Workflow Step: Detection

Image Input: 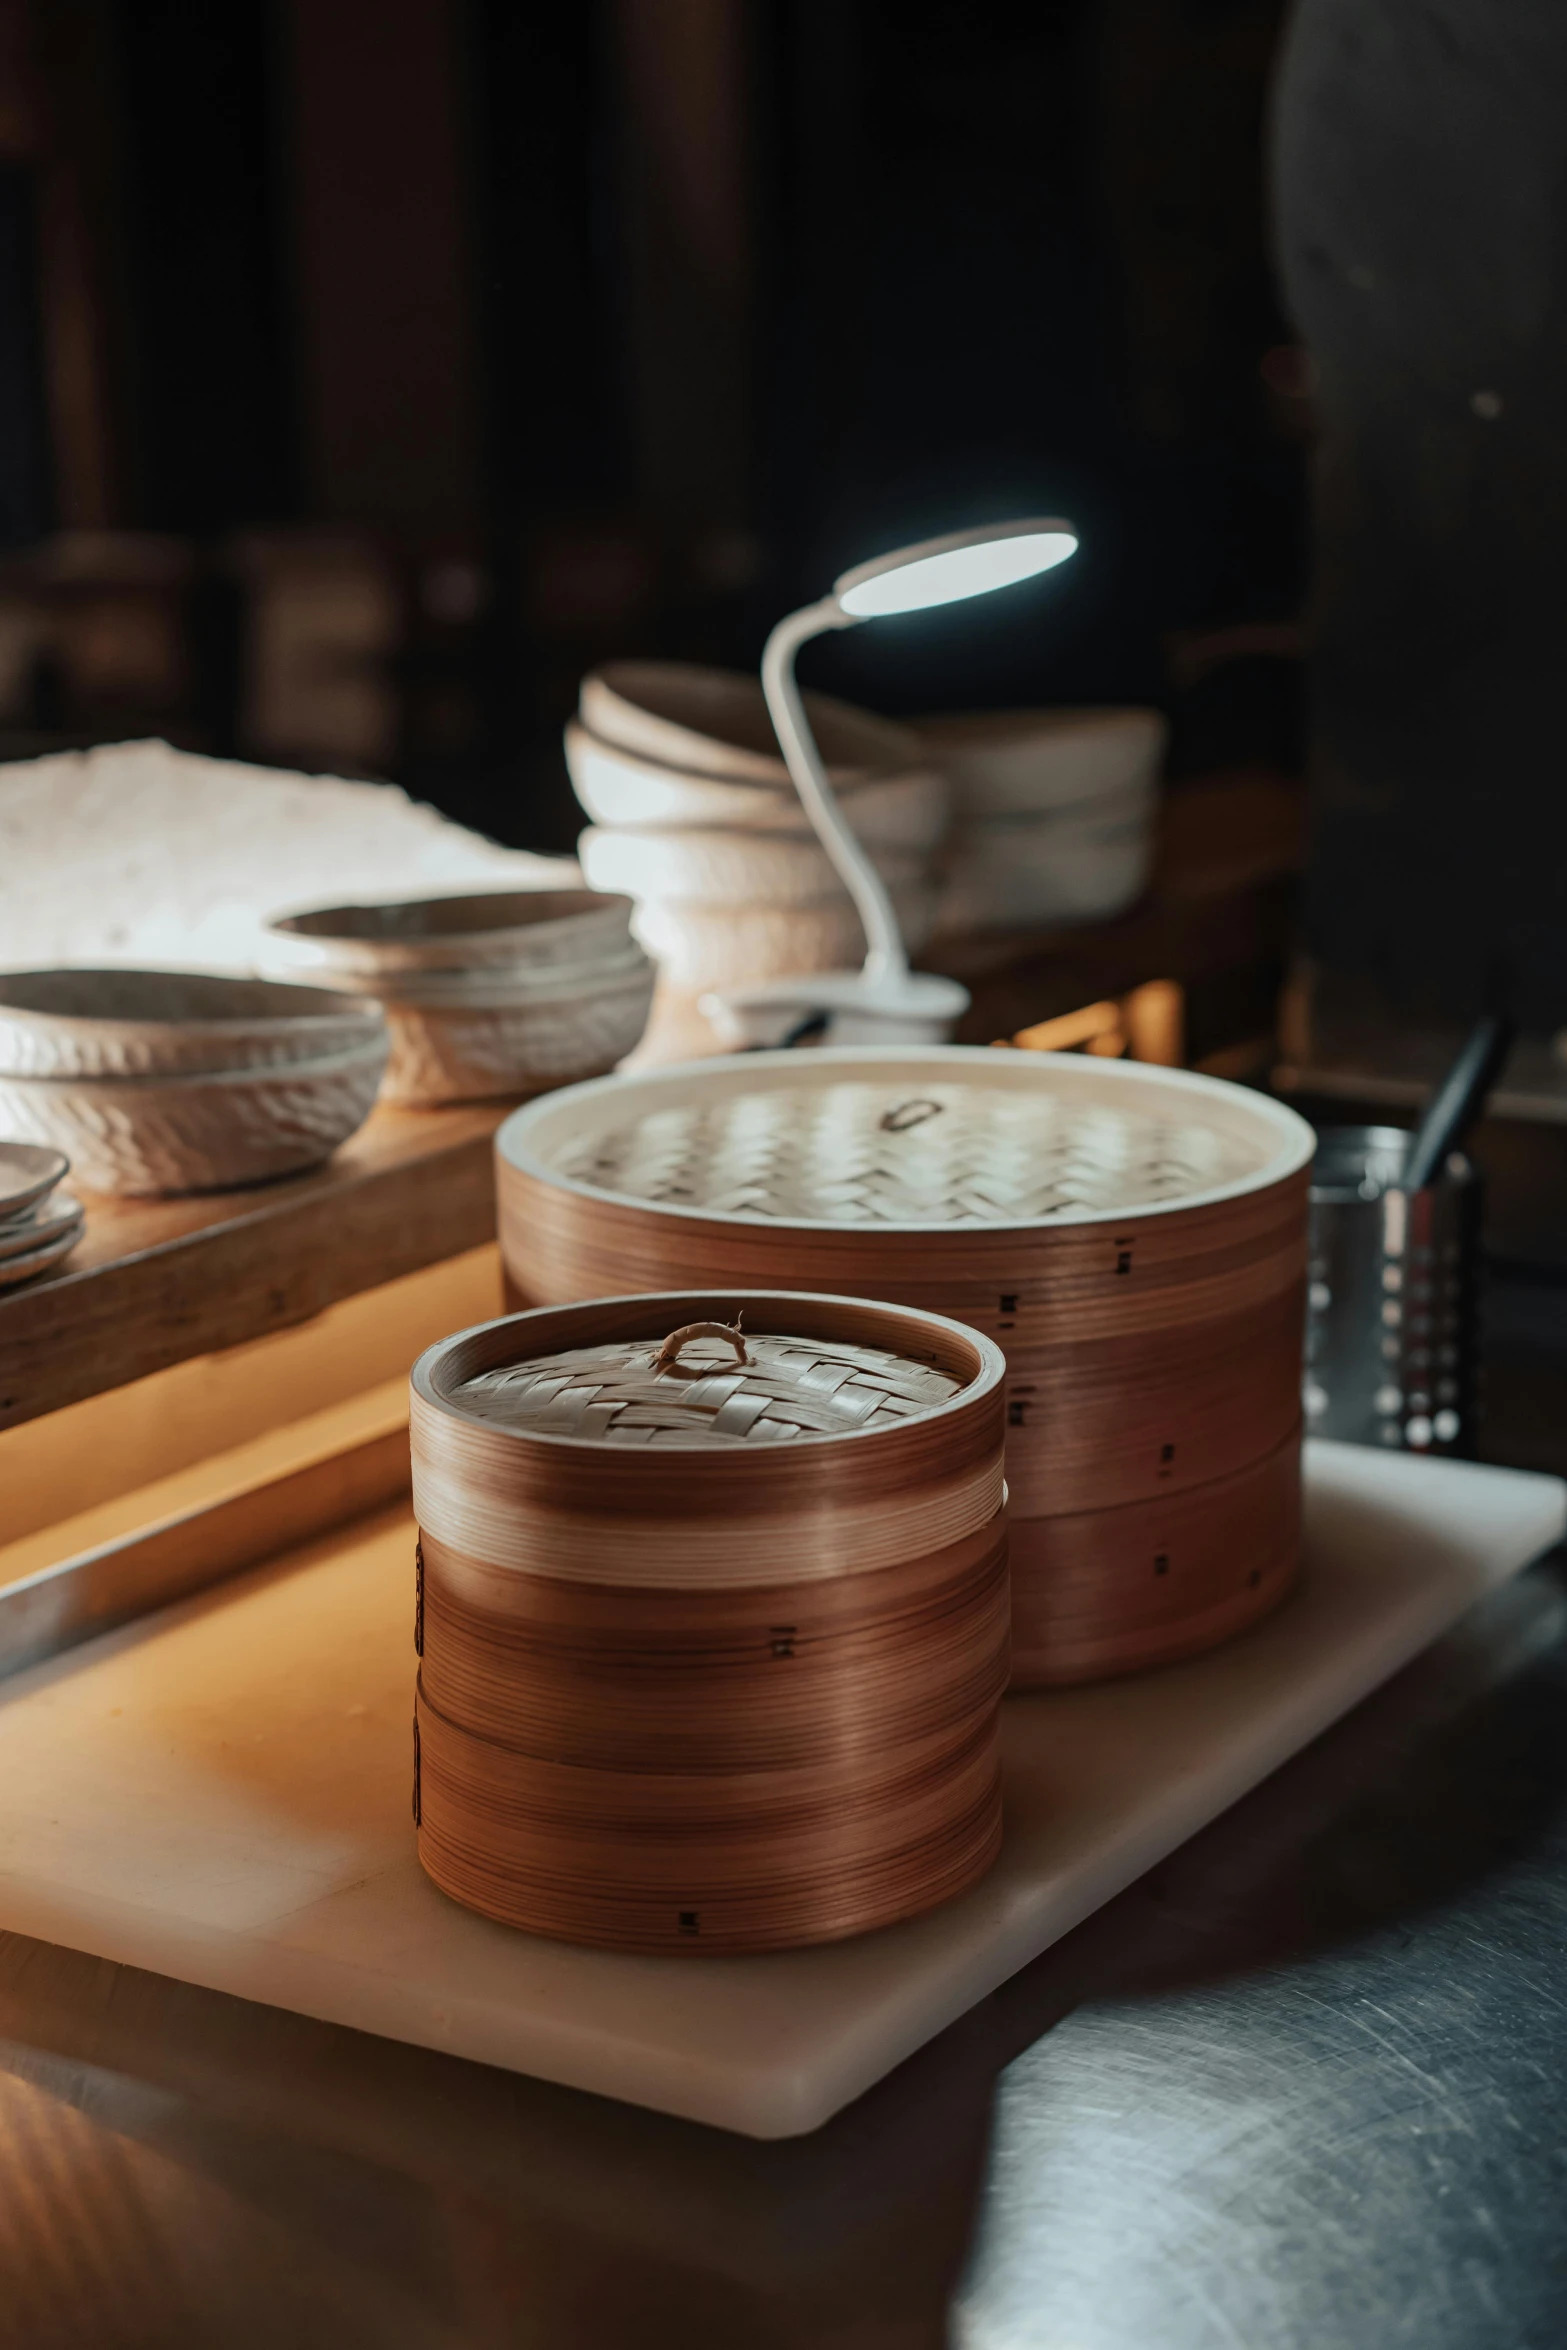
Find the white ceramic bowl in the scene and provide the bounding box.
[267,888,634,982]
[935,814,1154,934]
[0,968,387,1079]
[564,720,950,849]
[630,885,938,990]
[915,707,1168,818]
[0,1140,71,1221]
[0,1034,390,1196]
[578,825,924,910]
[379,958,655,1106]
[0,1219,83,1290]
[580,661,920,786]
[364,943,651,1012]
[0,1189,83,1263]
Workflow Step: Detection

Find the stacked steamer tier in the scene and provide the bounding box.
[494,1049,1315,1686]
[409,1291,1008,1951]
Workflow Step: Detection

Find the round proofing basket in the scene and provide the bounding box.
[377,955,655,1106]
[0,1032,389,1196]
[409,1290,1008,1952]
[915,707,1168,819]
[495,1049,1315,1686]
[0,968,387,1078]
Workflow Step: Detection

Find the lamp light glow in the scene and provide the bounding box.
[834,522,1078,619]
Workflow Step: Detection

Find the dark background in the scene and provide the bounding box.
[0,0,1306,852]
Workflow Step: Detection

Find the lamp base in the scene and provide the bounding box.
[700,968,970,1050]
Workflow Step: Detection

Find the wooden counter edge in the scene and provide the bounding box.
[0,1110,504,1432]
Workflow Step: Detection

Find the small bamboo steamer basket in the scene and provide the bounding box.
[409,1289,1008,1953]
[494,1048,1315,1688]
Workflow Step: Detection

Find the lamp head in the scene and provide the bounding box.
[831,516,1077,621]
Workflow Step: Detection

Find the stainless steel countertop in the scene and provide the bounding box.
[4,1366,1566,2344]
[958,1557,1567,2350]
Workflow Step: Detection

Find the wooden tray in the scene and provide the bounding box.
[0,1440,1557,2139]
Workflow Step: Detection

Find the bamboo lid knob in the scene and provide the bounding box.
[445,1323,965,1449]
[653,1318,749,1377]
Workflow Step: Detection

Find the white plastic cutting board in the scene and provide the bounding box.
[0,1440,1560,2139]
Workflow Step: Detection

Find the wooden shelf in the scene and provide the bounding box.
[0,779,1306,1435]
[0,1101,509,1433]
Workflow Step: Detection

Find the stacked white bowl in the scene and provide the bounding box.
[916,708,1168,934]
[566,663,951,1024]
[266,888,653,1106]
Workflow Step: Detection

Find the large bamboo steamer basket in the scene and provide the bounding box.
[494,1049,1315,1687]
[1005,1426,1302,1683]
[409,1289,1008,1952]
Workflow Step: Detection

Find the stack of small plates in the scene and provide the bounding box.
[0,1143,83,1289]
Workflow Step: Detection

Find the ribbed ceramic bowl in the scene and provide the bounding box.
[380,955,655,1106]
[366,942,652,1011]
[630,887,939,989]
[0,1033,390,1195]
[580,662,921,787]
[564,720,950,849]
[0,968,388,1079]
[916,707,1168,819]
[579,826,925,910]
[267,889,635,983]
[935,810,1155,934]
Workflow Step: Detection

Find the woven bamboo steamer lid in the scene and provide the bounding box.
[409,1289,1008,1953]
[494,1049,1315,1687]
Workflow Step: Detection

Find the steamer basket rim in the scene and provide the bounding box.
[495,1045,1318,1233]
[411,1287,1006,1453]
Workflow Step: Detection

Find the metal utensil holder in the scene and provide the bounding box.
[1305,1126,1481,1455]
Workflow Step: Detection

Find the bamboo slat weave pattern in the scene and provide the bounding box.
[552,1079,1272,1225]
[455,1330,961,1446]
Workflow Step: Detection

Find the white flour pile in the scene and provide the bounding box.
[0,739,573,973]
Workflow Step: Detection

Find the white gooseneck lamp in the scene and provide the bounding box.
[705,517,1079,1048]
